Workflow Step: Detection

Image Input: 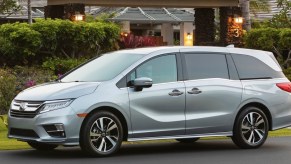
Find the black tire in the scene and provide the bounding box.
[28,142,58,151]
[80,111,123,157]
[176,138,200,143]
[232,106,269,149]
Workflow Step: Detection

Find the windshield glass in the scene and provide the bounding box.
[61,52,145,82]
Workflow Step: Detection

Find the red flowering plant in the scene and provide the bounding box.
[119,34,156,49]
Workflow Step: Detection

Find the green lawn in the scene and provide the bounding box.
[1,115,291,150]
[0,115,30,150]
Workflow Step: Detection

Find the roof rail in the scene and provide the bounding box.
[226,44,235,48]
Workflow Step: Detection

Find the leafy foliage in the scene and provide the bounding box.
[0,23,42,65]
[283,67,291,80]
[0,66,55,115]
[267,0,291,28]
[42,57,88,75]
[119,34,156,49]
[0,0,20,16]
[250,0,270,14]
[12,66,56,94]
[0,69,16,115]
[0,19,120,66]
[245,28,291,67]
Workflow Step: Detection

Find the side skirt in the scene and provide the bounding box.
[127,132,232,142]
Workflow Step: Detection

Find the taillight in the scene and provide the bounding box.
[276,82,291,93]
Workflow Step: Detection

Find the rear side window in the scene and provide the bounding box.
[183,53,229,80]
[231,54,284,80]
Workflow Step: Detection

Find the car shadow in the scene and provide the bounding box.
[5,139,277,159]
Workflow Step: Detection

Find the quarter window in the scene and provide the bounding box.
[131,55,178,84]
[231,54,283,79]
[183,53,229,80]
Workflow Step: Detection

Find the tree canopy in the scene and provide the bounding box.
[0,0,20,16]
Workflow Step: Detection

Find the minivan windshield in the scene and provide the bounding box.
[61,52,145,82]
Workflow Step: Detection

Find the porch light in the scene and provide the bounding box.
[73,13,85,21]
[121,32,129,37]
[234,17,243,24]
[186,33,193,40]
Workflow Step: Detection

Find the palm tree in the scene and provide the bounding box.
[27,0,32,24]
[240,0,270,31]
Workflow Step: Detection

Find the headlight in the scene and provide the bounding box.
[39,99,73,114]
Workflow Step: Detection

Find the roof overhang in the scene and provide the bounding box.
[47,0,239,8]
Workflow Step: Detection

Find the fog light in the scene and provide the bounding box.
[55,124,64,131]
[43,124,66,138]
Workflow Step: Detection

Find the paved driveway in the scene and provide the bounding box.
[1,137,291,164]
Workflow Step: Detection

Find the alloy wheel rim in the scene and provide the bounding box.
[241,112,266,145]
[90,117,119,153]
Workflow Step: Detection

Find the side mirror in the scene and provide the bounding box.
[133,77,153,91]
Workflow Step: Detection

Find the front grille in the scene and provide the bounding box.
[10,128,40,138]
[10,100,44,118]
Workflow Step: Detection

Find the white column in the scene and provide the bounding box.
[180,22,194,46]
[161,23,174,45]
[121,21,130,34]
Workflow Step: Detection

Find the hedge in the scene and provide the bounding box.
[245,28,291,67]
[0,19,120,66]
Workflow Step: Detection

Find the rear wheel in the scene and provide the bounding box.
[28,142,58,151]
[80,111,123,157]
[232,106,269,149]
[176,138,200,143]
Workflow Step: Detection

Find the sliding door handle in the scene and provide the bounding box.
[188,88,202,94]
[169,89,184,96]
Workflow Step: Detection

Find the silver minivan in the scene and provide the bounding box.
[8,46,291,156]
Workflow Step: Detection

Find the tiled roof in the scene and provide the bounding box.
[0,0,290,21]
[90,7,194,23]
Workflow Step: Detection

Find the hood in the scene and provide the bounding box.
[15,82,101,101]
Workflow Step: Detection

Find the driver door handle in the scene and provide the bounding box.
[169,89,184,96]
[188,88,202,94]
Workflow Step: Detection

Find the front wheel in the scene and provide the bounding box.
[28,142,58,151]
[232,106,269,149]
[80,111,123,157]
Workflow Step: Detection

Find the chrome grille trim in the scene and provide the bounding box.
[10,100,44,118]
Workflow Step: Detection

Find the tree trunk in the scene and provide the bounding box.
[195,8,215,45]
[27,0,32,24]
[240,0,251,31]
[219,7,229,46]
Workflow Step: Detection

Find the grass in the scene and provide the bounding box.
[0,115,30,150]
[1,114,291,150]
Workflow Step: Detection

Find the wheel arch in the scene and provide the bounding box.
[80,106,129,141]
[235,102,273,131]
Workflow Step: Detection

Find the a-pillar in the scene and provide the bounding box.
[121,21,131,34]
[161,23,174,45]
[180,22,194,46]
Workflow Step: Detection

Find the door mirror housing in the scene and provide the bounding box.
[133,77,153,91]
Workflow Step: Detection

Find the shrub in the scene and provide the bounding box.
[119,34,156,49]
[0,23,42,66]
[42,57,88,75]
[12,66,56,94]
[0,67,55,114]
[283,67,291,80]
[31,19,60,56]
[0,19,121,66]
[245,28,291,67]
[0,69,16,115]
[245,28,279,51]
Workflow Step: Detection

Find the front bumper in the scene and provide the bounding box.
[8,106,83,146]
